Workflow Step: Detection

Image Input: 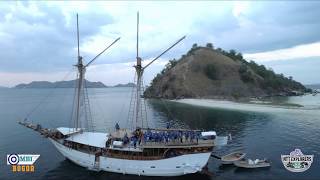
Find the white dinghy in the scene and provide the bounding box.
[221,151,246,164]
[234,159,271,168]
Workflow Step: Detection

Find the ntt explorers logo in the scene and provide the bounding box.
[281,149,313,172]
[7,154,40,172]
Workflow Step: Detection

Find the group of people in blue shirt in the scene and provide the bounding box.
[131,130,201,144]
[115,122,203,148]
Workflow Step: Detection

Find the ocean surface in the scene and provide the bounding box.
[0,87,319,180]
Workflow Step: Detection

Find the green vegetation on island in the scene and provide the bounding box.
[144,43,311,100]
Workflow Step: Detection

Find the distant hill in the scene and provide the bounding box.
[305,84,320,90]
[144,44,309,100]
[113,83,136,87]
[14,80,107,88]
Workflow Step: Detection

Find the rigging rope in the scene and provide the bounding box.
[126,73,137,130]
[24,69,74,122]
[141,76,149,128]
[116,83,131,129]
[83,79,94,131]
[70,71,78,130]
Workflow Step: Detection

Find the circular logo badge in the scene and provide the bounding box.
[281,149,314,172]
[8,154,19,165]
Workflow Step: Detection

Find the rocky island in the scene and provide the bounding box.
[144,44,310,100]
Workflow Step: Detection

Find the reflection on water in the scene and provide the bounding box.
[0,88,319,180]
[148,99,267,132]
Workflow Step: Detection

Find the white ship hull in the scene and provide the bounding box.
[49,138,211,176]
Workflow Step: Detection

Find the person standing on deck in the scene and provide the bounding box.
[138,130,143,145]
[115,123,120,131]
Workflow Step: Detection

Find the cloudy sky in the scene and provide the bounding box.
[0,1,319,87]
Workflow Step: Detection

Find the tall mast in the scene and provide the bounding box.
[73,14,120,130]
[75,13,84,130]
[130,12,185,129]
[136,12,139,61]
[135,12,142,128]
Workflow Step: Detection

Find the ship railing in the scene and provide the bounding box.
[141,139,214,147]
[142,140,198,146]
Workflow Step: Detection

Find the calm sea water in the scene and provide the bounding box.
[0,88,319,180]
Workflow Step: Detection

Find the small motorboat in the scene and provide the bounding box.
[233,159,271,168]
[221,151,246,164]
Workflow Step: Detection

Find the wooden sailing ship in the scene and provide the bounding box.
[19,13,225,176]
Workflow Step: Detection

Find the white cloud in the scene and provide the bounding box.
[69,1,239,62]
[86,58,169,86]
[244,42,320,62]
[1,1,320,85]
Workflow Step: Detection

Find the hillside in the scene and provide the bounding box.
[144,44,309,100]
[114,83,136,87]
[14,80,107,88]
